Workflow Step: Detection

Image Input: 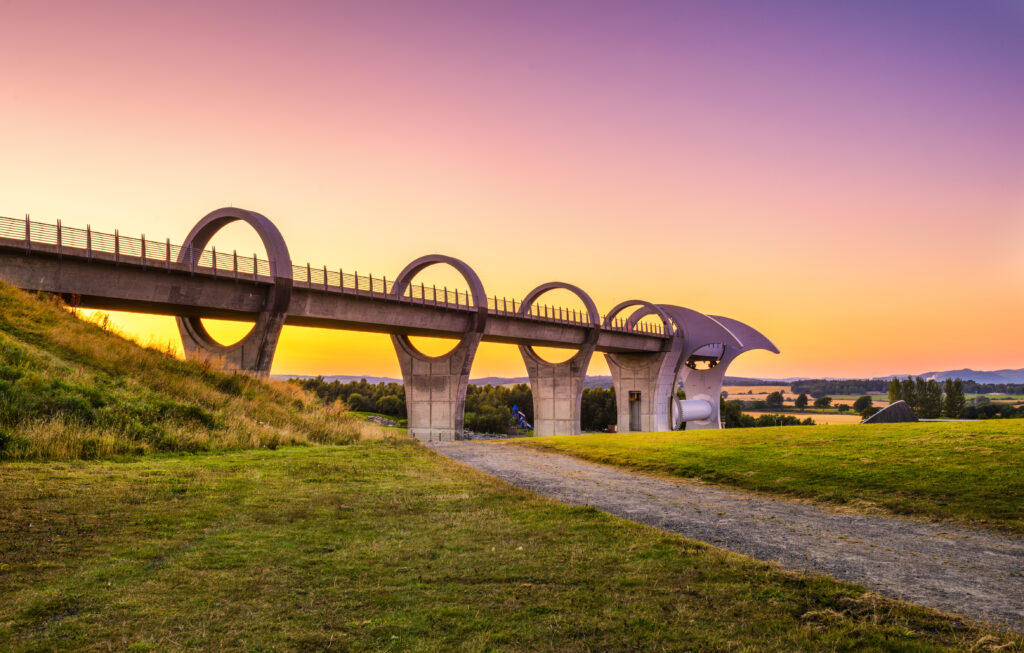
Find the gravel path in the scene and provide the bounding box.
[428,440,1024,631]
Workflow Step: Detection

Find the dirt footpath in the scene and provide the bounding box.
[428,440,1024,631]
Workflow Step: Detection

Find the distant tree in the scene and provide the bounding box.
[836,404,851,412]
[918,379,943,418]
[376,394,405,418]
[581,386,616,432]
[813,396,832,409]
[888,379,902,403]
[721,399,748,428]
[943,378,966,418]
[900,378,917,412]
[765,391,785,409]
[853,395,873,413]
[346,392,369,411]
[861,406,881,419]
[794,393,808,411]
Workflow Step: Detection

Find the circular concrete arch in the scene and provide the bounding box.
[178,207,293,312]
[174,207,293,374]
[389,254,487,359]
[517,281,600,365]
[603,299,676,339]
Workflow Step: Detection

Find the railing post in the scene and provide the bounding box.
[87,225,92,261]
[340,268,344,290]
[189,246,195,275]
[443,286,448,307]
[233,250,238,280]
[141,234,146,267]
[166,239,171,271]
[369,273,374,298]
[421,282,426,304]
[323,265,328,291]
[306,263,311,285]
[383,275,388,296]
[354,270,358,294]
[24,214,30,252]
[211,245,216,277]
[433,284,437,304]
[56,220,62,258]
[115,229,120,265]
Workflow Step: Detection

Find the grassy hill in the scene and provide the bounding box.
[0,281,376,460]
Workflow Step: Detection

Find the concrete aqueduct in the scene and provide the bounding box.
[0,207,778,441]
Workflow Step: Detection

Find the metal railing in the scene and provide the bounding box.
[0,214,667,336]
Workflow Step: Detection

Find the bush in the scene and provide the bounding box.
[853,395,873,412]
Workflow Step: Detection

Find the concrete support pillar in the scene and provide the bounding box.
[606,349,682,433]
[603,300,681,433]
[518,282,599,436]
[392,332,481,442]
[390,254,487,442]
[175,208,292,376]
[521,350,592,436]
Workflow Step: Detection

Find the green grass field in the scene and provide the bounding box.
[3,442,1019,651]
[518,421,1024,533]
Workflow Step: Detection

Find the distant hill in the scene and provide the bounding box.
[877,369,1024,384]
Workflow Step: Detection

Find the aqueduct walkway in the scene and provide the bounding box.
[0,207,778,440]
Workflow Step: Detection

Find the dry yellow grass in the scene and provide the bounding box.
[745,411,866,425]
[0,282,394,460]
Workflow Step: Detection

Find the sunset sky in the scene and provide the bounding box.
[3,0,1023,380]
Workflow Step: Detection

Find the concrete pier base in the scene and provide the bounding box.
[389,254,487,442]
[603,300,681,433]
[606,350,681,433]
[392,333,480,442]
[518,282,599,436]
[521,347,593,436]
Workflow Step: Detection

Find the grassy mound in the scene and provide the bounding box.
[0,281,380,460]
[517,423,1024,532]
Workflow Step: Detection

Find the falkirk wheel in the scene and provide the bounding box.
[167,207,778,439]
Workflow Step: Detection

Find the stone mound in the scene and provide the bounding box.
[861,399,918,424]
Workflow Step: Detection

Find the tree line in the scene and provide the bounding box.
[790,379,889,396]
[793,377,1024,399]
[888,377,965,418]
[293,377,811,433]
